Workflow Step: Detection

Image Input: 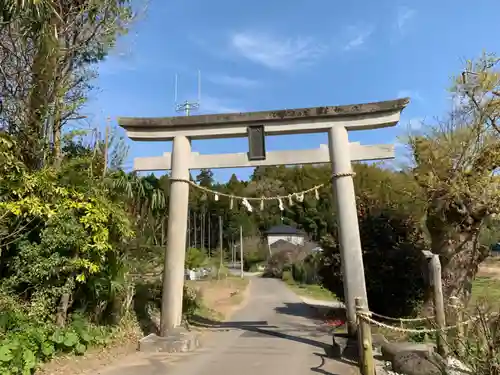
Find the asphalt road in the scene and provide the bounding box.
[98,277,359,375]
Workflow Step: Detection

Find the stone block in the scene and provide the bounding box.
[392,350,443,375]
[138,327,201,353]
[380,341,435,362]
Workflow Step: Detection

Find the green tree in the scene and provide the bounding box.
[0,0,135,168]
[409,53,500,304]
[196,169,214,187]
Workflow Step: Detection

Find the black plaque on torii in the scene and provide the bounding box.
[247,125,266,161]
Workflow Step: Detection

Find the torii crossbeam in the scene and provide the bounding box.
[133,143,394,171]
[118,98,410,337]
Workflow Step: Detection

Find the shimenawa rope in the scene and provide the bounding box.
[169,171,356,202]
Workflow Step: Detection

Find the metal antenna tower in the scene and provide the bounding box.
[174,70,201,116]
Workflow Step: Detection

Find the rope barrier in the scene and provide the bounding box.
[368,311,434,322]
[357,311,484,334]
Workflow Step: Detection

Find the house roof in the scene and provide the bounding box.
[265,224,304,236]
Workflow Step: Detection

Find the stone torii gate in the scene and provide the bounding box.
[118,98,409,336]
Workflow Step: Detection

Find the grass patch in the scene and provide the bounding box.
[471,276,500,308]
[372,276,500,344]
[284,280,337,301]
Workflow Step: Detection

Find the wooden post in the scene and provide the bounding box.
[240,225,244,278]
[423,251,448,357]
[355,297,374,375]
[449,296,464,356]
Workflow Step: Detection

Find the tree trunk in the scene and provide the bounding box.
[55,274,76,327]
[52,108,62,167]
[426,206,489,306]
[55,292,71,327]
[26,23,59,169]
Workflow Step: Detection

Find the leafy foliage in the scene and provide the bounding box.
[185,248,207,270]
[0,296,113,374]
[292,253,321,285]
[409,54,500,302]
[319,196,427,318]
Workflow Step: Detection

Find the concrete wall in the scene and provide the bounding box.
[267,234,305,246]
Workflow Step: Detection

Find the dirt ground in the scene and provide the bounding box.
[478,257,500,279]
[36,277,250,375]
[186,277,250,320]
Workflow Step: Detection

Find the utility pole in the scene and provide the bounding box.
[103,117,110,177]
[239,225,244,278]
[208,215,211,258]
[174,71,201,117]
[218,215,223,279]
[193,212,197,249]
[230,233,236,268]
[201,208,205,253]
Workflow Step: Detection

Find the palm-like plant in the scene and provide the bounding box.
[1,1,59,25]
[110,171,168,247]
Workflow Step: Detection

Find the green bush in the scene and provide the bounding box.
[262,251,293,278]
[0,302,113,375]
[182,286,202,318]
[292,260,318,284]
[319,201,426,318]
[281,270,294,283]
[185,247,207,270]
[243,251,266,272]
[216,263,229,279]
[133,280,202,325]
[248,263,260,272]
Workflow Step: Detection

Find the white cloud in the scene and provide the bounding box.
[396,7,416,33]
[229,31,327,70]
[207,74,261,88]
[342,26,374,51]
[200,96,244,114]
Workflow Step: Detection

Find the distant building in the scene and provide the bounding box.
[265,224,305,247]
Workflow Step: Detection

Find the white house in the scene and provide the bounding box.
[265,225,305,247]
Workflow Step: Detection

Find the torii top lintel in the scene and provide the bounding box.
[118,98,410,141]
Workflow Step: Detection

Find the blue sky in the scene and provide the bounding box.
[84,0,500,182]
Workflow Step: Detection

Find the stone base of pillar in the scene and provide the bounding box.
[138,328,200,353]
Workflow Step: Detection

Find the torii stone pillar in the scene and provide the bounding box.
[162,135,191,330]
[118,98,410,337]
[328,126,367,333]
